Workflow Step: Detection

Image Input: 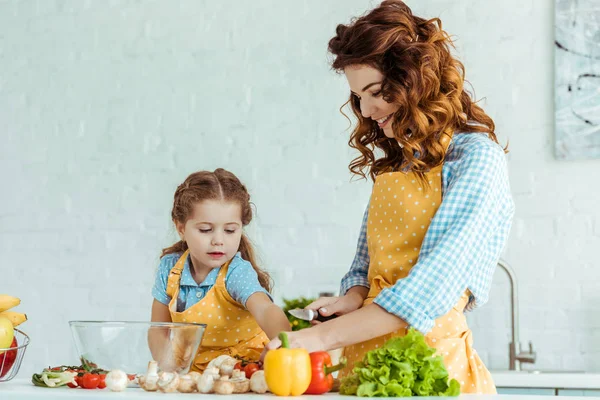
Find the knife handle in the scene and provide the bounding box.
[315,311,338,322]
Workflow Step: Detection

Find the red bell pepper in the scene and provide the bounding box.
[304,352,347,395]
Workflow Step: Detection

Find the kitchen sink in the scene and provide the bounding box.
[527,370,585,374]
[493,369,585,374]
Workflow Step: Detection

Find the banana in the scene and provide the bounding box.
[0,311,27,327]
[0,295,20,313]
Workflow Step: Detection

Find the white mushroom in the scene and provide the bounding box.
[207,355,236,371]
[231,369,245,380]
[230,370,250,393]
[138,360,160,392]
[105,370,129,392]
[188,371,202,382]
[197,367,220,394]
[213,376,235,395]
[177,374,197,393]
[219,357,238,377]
[250,370,268,394]
[157,371,180,393]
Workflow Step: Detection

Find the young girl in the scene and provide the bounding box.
[151,168,291,372]
[266,0,514,394]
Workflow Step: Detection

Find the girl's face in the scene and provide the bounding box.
[345,65,400,139]
[176,200,243,272]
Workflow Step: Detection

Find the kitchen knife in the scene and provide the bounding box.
[288,308,338,322]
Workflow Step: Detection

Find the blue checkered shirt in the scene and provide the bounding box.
[339,133,515,333]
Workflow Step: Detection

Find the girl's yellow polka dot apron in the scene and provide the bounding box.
[340,133,496,394]
[166,250,269,372]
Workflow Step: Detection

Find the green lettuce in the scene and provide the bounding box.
[340,328,460,397]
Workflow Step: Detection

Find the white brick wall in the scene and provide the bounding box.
[1,0,598,376]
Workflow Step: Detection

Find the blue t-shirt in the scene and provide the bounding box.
[152,252,271,312]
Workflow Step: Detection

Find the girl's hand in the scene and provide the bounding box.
[306,291,364,325]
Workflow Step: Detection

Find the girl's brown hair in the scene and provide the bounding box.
[328,0,503,182]
[162,168,272,292]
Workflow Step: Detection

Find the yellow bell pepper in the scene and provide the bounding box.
[264,332,312,396]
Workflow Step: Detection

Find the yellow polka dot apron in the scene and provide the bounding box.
[340,133,496,394]
[166,250,269,372]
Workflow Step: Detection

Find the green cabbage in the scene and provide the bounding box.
[340,328,460,397]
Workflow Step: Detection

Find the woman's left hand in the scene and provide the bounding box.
[262,329,325,359]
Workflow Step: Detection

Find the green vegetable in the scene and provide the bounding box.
[282,297,315,331]
[31,369,77,388]
[340,328,460,397]
[80,355,100,371]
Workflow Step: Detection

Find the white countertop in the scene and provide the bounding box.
[2,379,600,399]
[491,370,600,389]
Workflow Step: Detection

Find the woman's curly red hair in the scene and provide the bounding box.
[329,0,503,181]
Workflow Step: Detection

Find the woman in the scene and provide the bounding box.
[266,0,514,394]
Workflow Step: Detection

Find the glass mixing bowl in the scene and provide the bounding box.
[69,321,206,376]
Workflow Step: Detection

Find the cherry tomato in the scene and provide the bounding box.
[234,362,243,370]
[82,373,100,389]
[244,363,260,379]
[97,374,106,389]
[66,381,78,388]
[75,375,84,388]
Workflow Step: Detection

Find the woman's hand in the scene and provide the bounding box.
[263,328,325,354]
[306,288,367,325]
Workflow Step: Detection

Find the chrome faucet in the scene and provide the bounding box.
[496,259,537,371]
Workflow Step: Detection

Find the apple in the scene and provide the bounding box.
[0,337,17,378]
[0,316,14,351]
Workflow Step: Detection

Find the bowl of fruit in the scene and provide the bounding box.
[0,295,29,382]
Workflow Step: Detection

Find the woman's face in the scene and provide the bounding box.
[345,65,400,139]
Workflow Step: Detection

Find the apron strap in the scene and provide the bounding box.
[166,250,188,299]
[214,258,233,288]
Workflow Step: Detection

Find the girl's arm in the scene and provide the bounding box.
[149,300,173,366]
[151,299,172,322]
[246,293,291,339]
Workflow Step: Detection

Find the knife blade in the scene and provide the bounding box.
[288,308,338,322]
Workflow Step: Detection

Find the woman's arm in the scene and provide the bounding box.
[308,205,371,318]
[339,203,371,295]
[246,293,291,339]
[372,140,514,333]
[266,302,407,353]
[266,139,514,353]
